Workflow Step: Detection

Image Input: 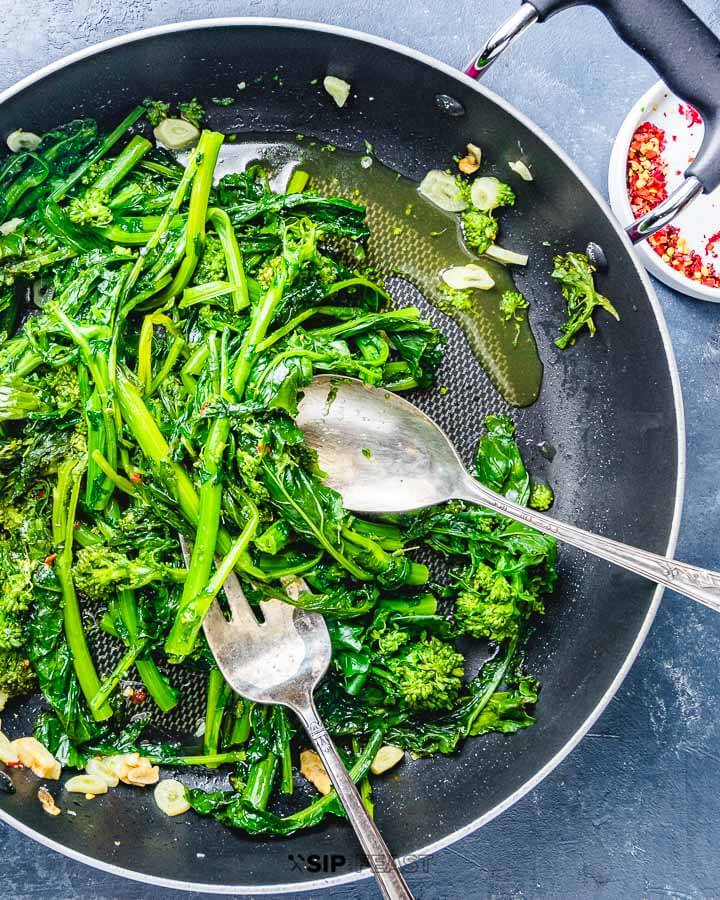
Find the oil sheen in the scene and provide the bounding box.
[216,138,543,407]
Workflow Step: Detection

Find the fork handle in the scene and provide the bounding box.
[294,700,414,900]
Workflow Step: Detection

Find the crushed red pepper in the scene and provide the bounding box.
[627,119,720,289]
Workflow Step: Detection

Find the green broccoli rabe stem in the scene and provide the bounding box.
[244,753,279,810]
[115,370,265,581]
[203,668,233,763]
[50,105,147,203]
[89,638,149,716]
[232,273,287,396]
[90,449,138,497]
[232,222,318,397]
[154,751,246,767]
[52,460,112,722]
[164,416,231,660]
[162,131,224,299]
[169,500,260,657]
[116,589,179,714]
[286,169,310,194]
[208,207,249,311]
[90,135,152,194]
[341,526,429,586]
[277,708,294,795]
[49,305,118,510]
[350,518,405,551]
[228,700,253,746]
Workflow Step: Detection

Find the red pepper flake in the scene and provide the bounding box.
[627,120,720,289]
[129,688,148,705]
[706,229,720,257]
[129,472,143,484]
[43,553,56,567]
[678,102,702,127]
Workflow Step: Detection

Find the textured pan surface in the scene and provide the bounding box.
[0,20,683,893]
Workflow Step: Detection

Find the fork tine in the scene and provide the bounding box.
[259,596,296,628]
[202,598,229,641]
[178,534,192,567]
[179,533,258,630]
[222,570,260,630]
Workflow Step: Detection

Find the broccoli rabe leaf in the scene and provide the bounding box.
[551,251,620,349]
[474,414,531,505]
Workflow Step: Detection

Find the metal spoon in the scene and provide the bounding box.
[296,375,720,613]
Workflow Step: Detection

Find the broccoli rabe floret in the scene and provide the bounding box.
[529,482,554,511]
[499,290,530,346]
[0,543,35,614]
[373,625,410,656]
[0,650,36,699]
[454,562,521,644]
[193,233,226,284]
[178,98,205,129]
[0,613,24,650]
[438,283,473,312]
[73,546,186,600]
[454,556,548,644]
[144,99,171,127]
[67,189,113,228]
[380,635,464,711]
[42,364,81,413]
[461,209,498,255]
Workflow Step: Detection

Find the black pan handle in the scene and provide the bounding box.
[465,1,720,241]
[533,0,720,193]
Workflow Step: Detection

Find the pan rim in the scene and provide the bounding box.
[0,15,686,895]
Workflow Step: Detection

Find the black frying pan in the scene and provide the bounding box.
[0,2,716,893]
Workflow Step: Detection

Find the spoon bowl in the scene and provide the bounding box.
[296,375,468,514]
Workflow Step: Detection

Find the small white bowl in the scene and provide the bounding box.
[608,80,720,303]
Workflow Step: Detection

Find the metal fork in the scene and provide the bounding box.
[179,537,413,900]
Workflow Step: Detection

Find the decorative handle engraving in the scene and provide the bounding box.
[461,475,720,614]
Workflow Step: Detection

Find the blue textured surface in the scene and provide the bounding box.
[1,2,720,898]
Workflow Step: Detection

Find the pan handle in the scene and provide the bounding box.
[465,1,720,243]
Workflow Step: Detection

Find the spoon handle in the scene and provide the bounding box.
[459,474,720,613]
[293,697,414,900]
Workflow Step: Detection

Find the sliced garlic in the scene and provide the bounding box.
[86,757,120,788]
[458,143,482,175]
[7,129,42,153]
[300,749,332,795]
[370,744,405,775]
[323,76,351,108]
[441,264,494,291]
[0,730,19,765]
[38,786,61,816]
[281,574,311,601]
[484,244,529,266]
[508,159,533,181]
[0,218,23,236]
[153,118,200,151]
[154,778,190,816]
[12,737,61,779]
[470,176,505,212]
[65,774,109,795]
[418,170,467,213]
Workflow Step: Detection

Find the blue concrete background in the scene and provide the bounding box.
[1,1,720,897]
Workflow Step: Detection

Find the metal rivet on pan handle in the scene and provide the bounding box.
[463,1,705,244]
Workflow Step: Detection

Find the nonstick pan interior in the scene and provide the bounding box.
[0,20,683,893]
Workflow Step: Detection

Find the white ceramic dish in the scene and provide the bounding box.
[608,80,720,303]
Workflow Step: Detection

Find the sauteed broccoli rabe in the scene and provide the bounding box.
[0,103,558,833]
